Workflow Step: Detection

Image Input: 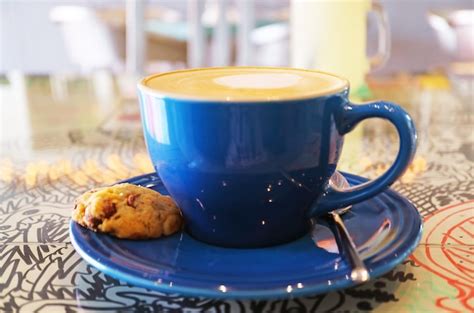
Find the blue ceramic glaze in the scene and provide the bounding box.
[138,69,416,247]
[70,172,423,300]
[313,101,417,213]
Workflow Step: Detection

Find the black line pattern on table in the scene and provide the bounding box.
[1,120,472,312]
[1,159,471,311]
[0,172,412,313]
[397,179,474,218]
[0,193,76,244]
[0,240,407,313]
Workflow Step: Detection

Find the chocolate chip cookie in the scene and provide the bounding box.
[72,183,183,239]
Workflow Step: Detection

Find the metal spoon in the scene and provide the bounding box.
[327,172,370,283]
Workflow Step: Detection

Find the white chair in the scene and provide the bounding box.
[50,5,123,73]
[187,0,256,67]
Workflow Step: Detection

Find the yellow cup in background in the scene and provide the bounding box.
[290,0,390,96]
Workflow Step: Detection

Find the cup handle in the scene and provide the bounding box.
[310,101,417,215]
[368,2,391,70]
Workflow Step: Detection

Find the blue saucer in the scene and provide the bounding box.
[69,172,422,300]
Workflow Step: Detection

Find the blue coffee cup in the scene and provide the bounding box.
[138,67,416,248]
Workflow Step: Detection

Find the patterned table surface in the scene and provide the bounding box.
[0,73,472,312]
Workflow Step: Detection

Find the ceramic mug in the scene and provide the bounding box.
[138,67,416,248]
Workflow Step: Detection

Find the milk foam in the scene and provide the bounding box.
[140,67,348,101]
[213,73,302,89]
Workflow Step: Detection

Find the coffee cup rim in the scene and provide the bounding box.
[137,66,350,103]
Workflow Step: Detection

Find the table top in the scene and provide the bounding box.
[0,72,472,312]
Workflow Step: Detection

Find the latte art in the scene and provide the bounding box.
[214,73,302,89]
[140,67,348,101]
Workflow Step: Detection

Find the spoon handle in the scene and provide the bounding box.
[330,212,370,283]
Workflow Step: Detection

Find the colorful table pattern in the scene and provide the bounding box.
[0,73,472,312]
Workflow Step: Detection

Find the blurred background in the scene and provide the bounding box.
[0,0,473,184]
[1,0,473,75]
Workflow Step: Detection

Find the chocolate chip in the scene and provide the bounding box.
[129,233,146,240]
[85,213,102,229]
[103,202,117,218]
[127,194,137,207]
[90,217,101,228]
[73,204,77,210]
